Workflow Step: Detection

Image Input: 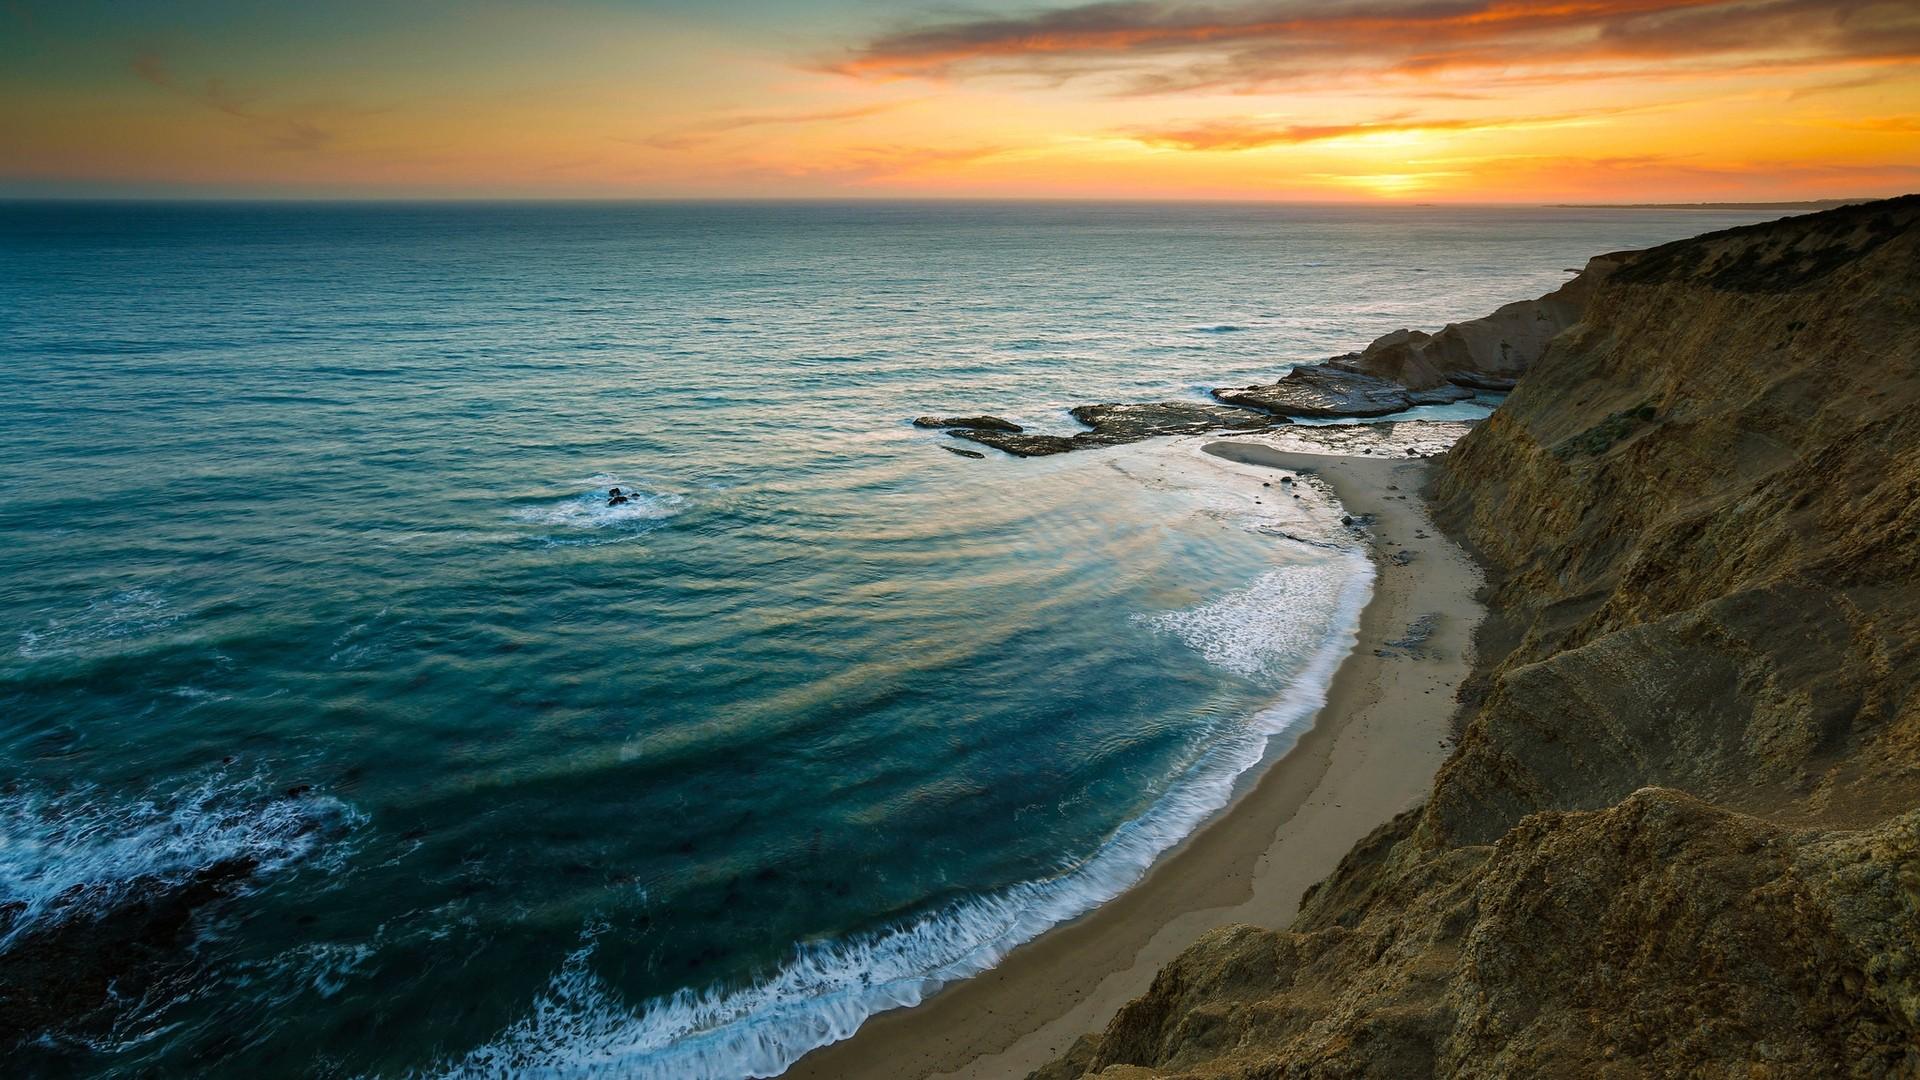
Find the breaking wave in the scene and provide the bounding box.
[435,552,1374,1080]
[1140,557,1374,684]
[0,771,364,953]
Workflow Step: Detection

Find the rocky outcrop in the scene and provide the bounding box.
[1213,365,1474,418]
[950,401,1279,457]
[1211,254,1622,418]
[1035,195,1920,1078]
[0,856,260,1050]
[914,415,1024,433]
[923,250,1614,455]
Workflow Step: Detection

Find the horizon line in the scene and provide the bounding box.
[0,193,1889,209]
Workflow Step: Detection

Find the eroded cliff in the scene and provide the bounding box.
[1035,196,1920,1079]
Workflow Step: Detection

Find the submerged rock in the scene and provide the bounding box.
[0,856,259,1052]
[941,445,986,459]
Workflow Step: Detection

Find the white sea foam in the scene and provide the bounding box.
[15,587,189,661]
[0,772,364,953]
[512,476,686,543]
[435,552,1375,1080]
[1140,559,1371,684]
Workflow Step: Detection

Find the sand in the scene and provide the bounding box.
[787,437,1485,1080]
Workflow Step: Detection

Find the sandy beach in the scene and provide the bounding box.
[789,436,1486,1080]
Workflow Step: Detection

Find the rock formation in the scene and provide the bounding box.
[914,415,1025,433]
[1212,253,1623,417]
[948,401,1279,457]
[924,252,1618,455]
[1035,195,1920,1078]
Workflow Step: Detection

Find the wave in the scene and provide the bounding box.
[512,476,686,545]
[1139,559,1371,684]
[0,771,364,953]
[434,551,1374,1080]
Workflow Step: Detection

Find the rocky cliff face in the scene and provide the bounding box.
[1035,195,1920,1079]
[1213,253,1622,418]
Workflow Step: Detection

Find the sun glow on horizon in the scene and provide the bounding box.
[2,0,1916,202]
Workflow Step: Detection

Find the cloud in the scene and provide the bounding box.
[639,102,907,151]
[1827,114,1920,132]
[1122,110,1612,150]
[131,49,340,152]
[827,0,1920,95]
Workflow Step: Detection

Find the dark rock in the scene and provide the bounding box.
[941,445,986,459]
[1066,401,1275,439]
[1214,365,1417,418]
[912,415,1023,433]
[950,430,1080,457]
[948,400,1281,457]
[0,856,260,1052]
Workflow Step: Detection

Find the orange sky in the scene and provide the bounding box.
[2,0,1916,200]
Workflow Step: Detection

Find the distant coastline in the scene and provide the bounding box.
[1552,198,1867,210]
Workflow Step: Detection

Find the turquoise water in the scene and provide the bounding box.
[0,201,1776,1077]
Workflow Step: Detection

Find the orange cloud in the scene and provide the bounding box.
[830,0,1920,95]
[1830,114,1920,132]
[1123,110,1618,150]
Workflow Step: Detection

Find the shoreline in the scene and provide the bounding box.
[788,437,1485,1080]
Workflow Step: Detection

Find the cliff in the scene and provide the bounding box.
[1035,195,1920,1079]
[1212,253,1623,418]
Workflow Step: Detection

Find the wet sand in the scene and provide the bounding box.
[787,437,1484,1080]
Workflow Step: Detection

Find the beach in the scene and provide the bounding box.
[789,435,1487,1080]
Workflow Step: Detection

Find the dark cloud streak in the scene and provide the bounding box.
[828,0,1920,95]
[132,50,336,152]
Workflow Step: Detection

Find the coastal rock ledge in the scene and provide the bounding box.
[925,402,1280,457]
[1035,195,1920,1078]
[1211,250,1623,418]
[926,253,1622,455]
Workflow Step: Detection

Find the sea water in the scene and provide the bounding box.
[0,201,1778,1077]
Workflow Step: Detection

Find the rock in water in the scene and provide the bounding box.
[912,415,1023,432]
[1065,401,1273,438]
[944,401,1282,458]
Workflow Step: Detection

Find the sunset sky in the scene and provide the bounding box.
[3,0,1917,201]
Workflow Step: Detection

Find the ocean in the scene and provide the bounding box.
[0,200,1775,1078]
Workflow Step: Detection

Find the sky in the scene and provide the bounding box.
[2,0,1917,201]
